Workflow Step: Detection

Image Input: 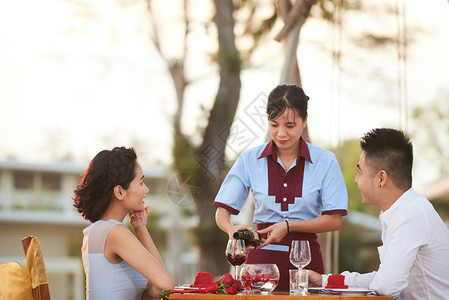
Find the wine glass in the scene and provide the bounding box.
[289,240,311,271]
[226,239,247,280]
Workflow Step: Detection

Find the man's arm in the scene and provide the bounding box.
[340,271,376,288]
[308,270,376,289]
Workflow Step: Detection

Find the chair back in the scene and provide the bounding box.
[22,236,51,300]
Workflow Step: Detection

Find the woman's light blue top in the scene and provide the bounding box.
[82,219,147,300]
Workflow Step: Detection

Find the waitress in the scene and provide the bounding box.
[214,84,348,291]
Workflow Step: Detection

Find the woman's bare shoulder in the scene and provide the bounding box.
[107,222,136,243]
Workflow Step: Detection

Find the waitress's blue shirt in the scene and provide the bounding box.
[213,138,348,224]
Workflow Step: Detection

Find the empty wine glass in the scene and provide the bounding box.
[226,239,247,280]
[289,240,311,271]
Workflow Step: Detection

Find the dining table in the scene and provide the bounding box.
[167,292,393,300]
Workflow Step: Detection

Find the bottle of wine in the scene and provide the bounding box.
[233,228,261,247]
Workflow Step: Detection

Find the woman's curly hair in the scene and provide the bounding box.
[73,147,137,223]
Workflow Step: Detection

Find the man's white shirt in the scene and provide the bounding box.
[322,188,449,299]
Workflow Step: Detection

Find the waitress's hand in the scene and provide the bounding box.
[228,224,257,250]
[129,205,150,230]
[227,224,253,240]
[256,221,288,248]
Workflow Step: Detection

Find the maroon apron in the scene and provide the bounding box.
[245,223,324,291]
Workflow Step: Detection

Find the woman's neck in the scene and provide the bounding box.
[275,143,300,171]
[275,142,300,160]
[100,201,127,223]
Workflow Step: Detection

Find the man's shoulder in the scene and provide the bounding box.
[401,189,433,211]
[388,191,437,224]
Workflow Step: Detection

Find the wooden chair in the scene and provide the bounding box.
[21,236,51,300]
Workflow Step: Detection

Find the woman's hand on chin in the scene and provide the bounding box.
[129,206,150,229]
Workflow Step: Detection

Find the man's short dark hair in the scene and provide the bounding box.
[360,128,413,190]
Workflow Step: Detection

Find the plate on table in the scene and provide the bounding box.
[173,284,200,290]
[308,287,374,296]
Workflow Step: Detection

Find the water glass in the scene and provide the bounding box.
[289,269,309,295]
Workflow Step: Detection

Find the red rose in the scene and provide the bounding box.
[219,273,234,286]
[233,280,242,290]
[224,278,242,294]
[224,284,239,295]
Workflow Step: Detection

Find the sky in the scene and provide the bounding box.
[0,0,448,191]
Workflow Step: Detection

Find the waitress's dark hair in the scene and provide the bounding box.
[266,84,309,120]
[73,147,137,223]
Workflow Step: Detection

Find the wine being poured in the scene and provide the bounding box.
[232,228,262,248]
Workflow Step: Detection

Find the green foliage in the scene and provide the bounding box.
[411,90,449,179]
[218,49,242,74]
[125,211,168,253]
[338,220,365,271]
[331,139,381,216]
[234,0,278,60]
[146,211,168,252]
[339,219,381,273]
[432,202,449,220]
[191,221,228,247]
[315,0,363,22]
[172,129,199,186]
[356,33,396,48]
[332,140,361,211]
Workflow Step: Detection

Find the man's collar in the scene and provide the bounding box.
[258,137,312,163]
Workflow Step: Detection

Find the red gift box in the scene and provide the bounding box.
[325,274,348,289]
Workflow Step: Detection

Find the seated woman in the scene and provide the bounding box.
[73,147,174,299]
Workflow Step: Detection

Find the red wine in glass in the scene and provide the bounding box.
[226,253,247,266]
[226,239,247,280]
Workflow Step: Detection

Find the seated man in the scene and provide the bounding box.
[309,128,449,299]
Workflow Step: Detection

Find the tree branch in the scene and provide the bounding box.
[278,0,292,22]
[274,0,317,42]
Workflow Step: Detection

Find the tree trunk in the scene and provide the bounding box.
[193,0,242,276]
[277,0,317,143]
